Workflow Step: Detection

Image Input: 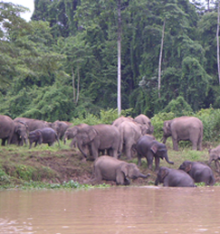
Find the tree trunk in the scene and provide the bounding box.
[117,0,122,116]
[76,63,80,104]
[71,66,76,103]
[158,19,166,98]
[217,0,220,85]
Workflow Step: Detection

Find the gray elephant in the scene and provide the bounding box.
[51,120,72,140]
[134,114,154,134]
[118,120,148,160]
[208,145,220,172]
[29,127,60,149]
[0,115,14,145]
[155,167,196,187]
[92,155,150,185]
[63,123,89,147]
[179,161,215,185]
[10,120,29,146]
[76,124,121,160]
[162,116,203,151]
[112,116,134,127]
[135,135,174,171]
[14,117,50,132]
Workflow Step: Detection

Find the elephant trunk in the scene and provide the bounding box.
[139,173,150,179]
[208,157,213,166]
[164,154,174,165]
[77,141,88,159]
[161,136,167,144]
[63,134,67,144]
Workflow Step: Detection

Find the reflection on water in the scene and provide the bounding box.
[0,186,220,234]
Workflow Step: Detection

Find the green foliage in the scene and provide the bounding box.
[72,108,133,125]
[162,96,193,116]
[195,108,220,142]
[0,1,219,121]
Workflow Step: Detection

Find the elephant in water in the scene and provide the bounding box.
[208,145,220,172]
[92,155,150,185]
[155,167,196,187]
[179,161,215,186]
[162,116,203,151]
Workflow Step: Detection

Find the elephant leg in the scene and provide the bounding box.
[90,144,99,160]
[155,157,160,171]
[137,155,142,167]
[125,143,132,160]
[191,139,198,150]
[1,138,6,146]
[147,156,153,170]
[215,160,220,172]
[172,137,178,151]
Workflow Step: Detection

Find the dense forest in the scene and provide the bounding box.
[0,0,219,122]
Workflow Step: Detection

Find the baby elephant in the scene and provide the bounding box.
[92,155,150,185]
[208,145,220,172]
[29,127,60,149]
[136,135,174,171]
[179,161,215,186]
[155,167,196,187]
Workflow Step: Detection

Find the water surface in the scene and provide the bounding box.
[0,186,219,233]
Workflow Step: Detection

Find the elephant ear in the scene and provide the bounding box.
[185,163,192,173]
[116,164,128,185]
[160,168,169,180]
[87,127,97,142]
[121,163,132,177]
[151,143,158,154]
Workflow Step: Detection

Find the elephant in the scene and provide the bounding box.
[29,127,60,149]
[134,114,154,134]
[76,124,121,160]
[162,116,203,151]
[10,120,29,146]
[117,120,148,160]
[51,120,72,140]
[92,155,150,185]
[208,145,220,172]
[63,123,89,147]
[14,117,50,132]
[112,116,134,127]
[179,161,215,185]
[135,135,174,171]
[155,167,196,187]
[0,115,27,145]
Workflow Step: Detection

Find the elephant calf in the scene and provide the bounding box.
[136,135,174,171]
[208,145,220,172]
[92,155,150,185]
[29,127,60,149]
[179,161,215,186]
[155,167,196,187]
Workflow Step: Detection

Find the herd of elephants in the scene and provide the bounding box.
[0,114,220,187]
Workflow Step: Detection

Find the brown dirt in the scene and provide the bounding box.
[1,146,219,186]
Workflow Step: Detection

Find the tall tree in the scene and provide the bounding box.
[117,0,122,115]
[217,0,220,84]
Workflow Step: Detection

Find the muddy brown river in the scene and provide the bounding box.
[0,186,220,234]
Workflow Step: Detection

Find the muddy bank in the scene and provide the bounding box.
[0,146,219,186]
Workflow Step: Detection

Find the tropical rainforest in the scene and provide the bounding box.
[0,0,219,122]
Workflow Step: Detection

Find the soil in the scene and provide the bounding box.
[0,147,219,186]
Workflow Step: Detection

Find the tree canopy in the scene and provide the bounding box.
[0,0,219,121]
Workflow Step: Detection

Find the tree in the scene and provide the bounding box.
[217,0,220,84]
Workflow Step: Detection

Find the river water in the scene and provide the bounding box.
[0,186,219,234]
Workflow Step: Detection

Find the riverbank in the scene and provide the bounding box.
[0,141,219,188]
